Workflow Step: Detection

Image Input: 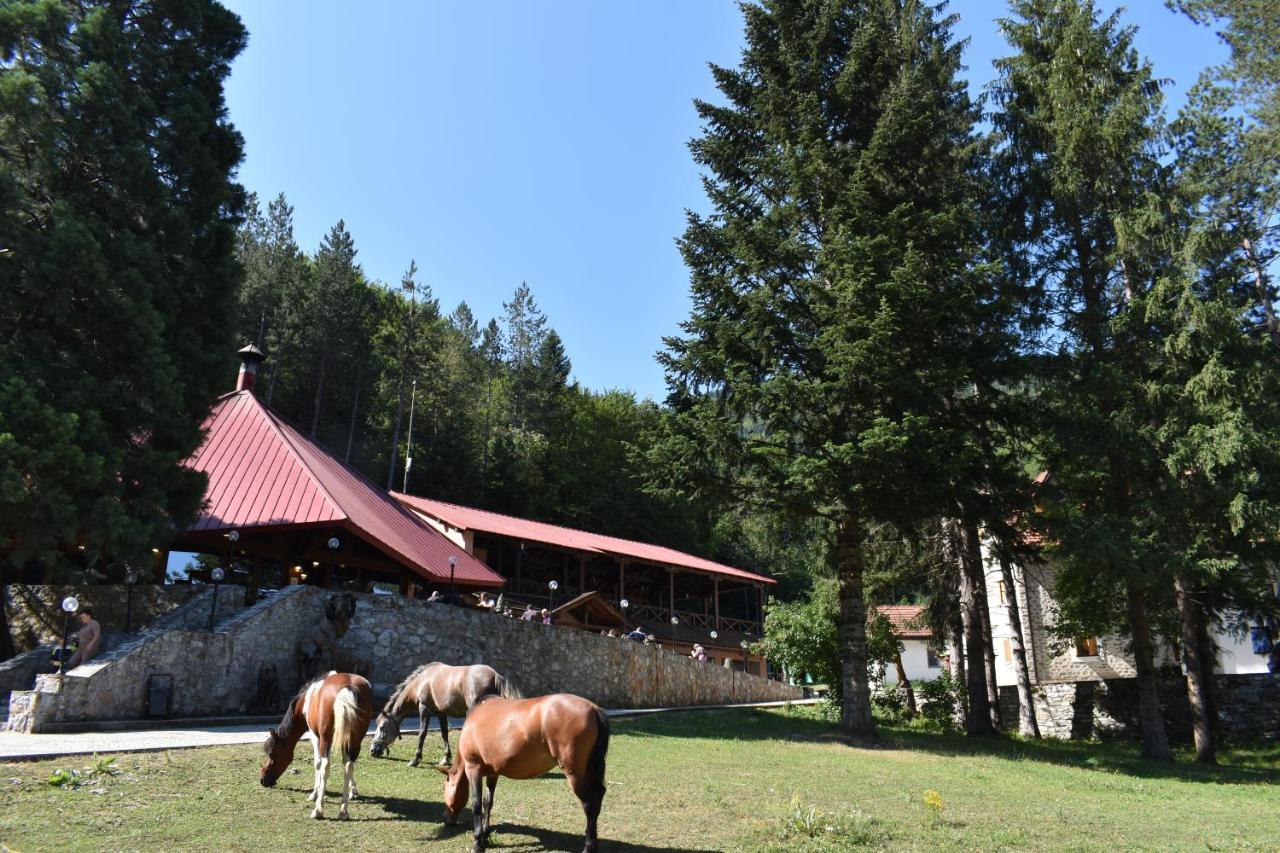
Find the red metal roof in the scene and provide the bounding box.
[184,391,503,587]
[872,605,932,639]
[392,493,775,585]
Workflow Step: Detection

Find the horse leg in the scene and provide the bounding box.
[567,772,604,853]
[348,757,361,799]
[410,702,429,767]
[338,758,355,820]
[482,775,498,842]
[439,712,452,766]
[311,744,330,819]
[306,736,321,802]
[468,766,488,853]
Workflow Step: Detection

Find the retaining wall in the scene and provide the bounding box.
[998,671,1280,742]
[12,587,799,731]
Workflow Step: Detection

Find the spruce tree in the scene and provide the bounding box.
[0,0,246,572]
[991,0,1176,759]
[659,0,1014,737]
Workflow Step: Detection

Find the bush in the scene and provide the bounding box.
[871,686,909,725]
[916,671,962,731]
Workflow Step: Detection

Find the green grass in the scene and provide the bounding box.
[1,706,1277,852]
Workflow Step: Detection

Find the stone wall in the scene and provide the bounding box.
[13,587,799,731]
[999,672,1280,742]
[4,584,200,654]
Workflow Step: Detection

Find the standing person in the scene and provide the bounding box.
[521,604,538,621]
[65,609,101,669]
[540,608,553,625]
[691,644,707,663]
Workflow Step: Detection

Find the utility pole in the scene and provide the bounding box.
[403,379,417,493]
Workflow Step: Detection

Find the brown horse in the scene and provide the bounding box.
[260,671,373,820]
[370,662,520,766]
[436,693,609,853]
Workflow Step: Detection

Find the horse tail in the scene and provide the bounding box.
[332,686,361,763]
[496,673,524,700]
[586,706,610,797]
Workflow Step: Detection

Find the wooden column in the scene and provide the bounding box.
[668,569,676,618]
[714,577,721,631]
[618,560,626,604]
[515,542,524,593]
[579,554,586,596]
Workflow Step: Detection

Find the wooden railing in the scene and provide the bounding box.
[626,604,759,636]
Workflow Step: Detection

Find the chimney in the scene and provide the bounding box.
[235,344,266,393]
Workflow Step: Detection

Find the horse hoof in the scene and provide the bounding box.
[408,759,419,768]
[338,810,349,821]
[310,809,323,820]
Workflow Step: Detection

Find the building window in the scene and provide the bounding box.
[997,580,1007,605]
[1002,639,1012,663]
[1074,636,1099,658]
[926,648,942,669]
[1251,626,1273,655]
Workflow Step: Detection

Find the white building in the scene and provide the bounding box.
[875,604,948,686]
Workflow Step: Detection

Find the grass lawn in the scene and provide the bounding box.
[1,706,1277,852]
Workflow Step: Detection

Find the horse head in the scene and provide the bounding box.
[435,761,468,824]
[259,730,296,787]
[369,712,401,758]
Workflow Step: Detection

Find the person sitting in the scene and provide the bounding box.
[521,604,539,621]
[624,626,647,642]
[607,629,619,638]
[65,609,102,670]
[540,608,553,625]
[426,590,442,604]
[691,643,708,663]
[477,592,496,610]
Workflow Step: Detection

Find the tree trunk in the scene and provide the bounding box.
[948,518,991,735]
[1174,577,1216,764]
[963,520,1003,731]
[344,379,361,463]
[1125,579,1172,761]
[949,617,966,727]
[998,552,1040,738]
[893,653,917,716]
[835,516,875,739]
[386,386,405,490]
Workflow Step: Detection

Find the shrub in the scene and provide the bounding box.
[916,671,962,731]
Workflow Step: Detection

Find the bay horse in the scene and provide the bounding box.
[436,693,609,853]
[260,671,373,820]
[370,662,520,767]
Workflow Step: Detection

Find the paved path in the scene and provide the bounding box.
[0,699,815,761]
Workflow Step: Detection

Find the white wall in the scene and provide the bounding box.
[1214,619,1272,675]
[883,638,946,685]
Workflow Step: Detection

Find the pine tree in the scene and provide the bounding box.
[0,0,246,572]
[659,0,1016,737]
[991,0,1176,760]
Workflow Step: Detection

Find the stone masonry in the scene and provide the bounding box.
[11,586,799,732]
[998,672,1280,742]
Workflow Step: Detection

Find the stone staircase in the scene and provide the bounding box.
[1,585,249,726]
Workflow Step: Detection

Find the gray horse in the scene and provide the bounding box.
[369,663,521,766]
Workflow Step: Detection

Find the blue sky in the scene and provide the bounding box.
[221,1,1227,401]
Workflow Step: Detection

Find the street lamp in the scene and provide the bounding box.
[327,536,340,589]
[448,556,457,603]
[670,614,679,652]
[124,565,138,633]
[549,580,559,613]
[58,596,79,675]
[209,566,225,630]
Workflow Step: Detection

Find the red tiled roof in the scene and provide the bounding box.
[392,493,775,585]
[872,604,932,639]
[184,391,503,587]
